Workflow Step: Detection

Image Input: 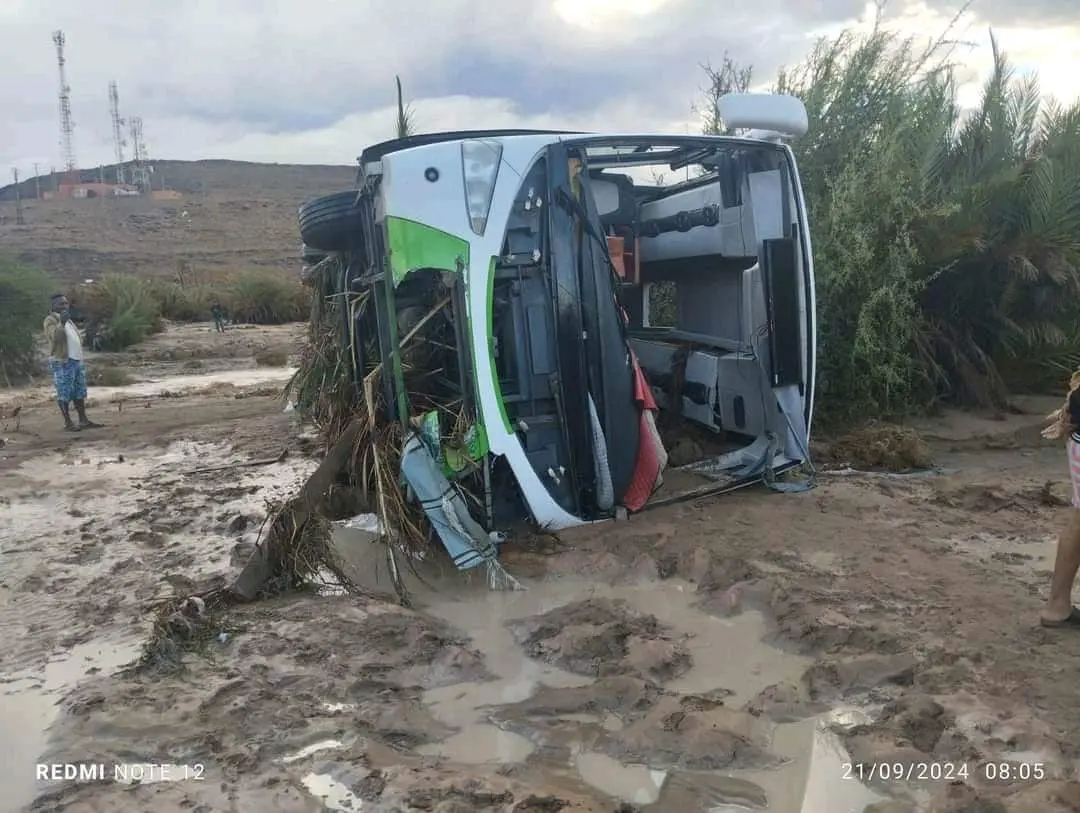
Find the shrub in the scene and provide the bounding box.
[90,366,135,386]
[154,280,216,322]
[80,275,164,351]
[65,268,309,352]
[705,22,1080,424]
[0,257,54,384]
[225,269,308,325]
[254,348,290,367]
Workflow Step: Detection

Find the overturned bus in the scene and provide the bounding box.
[297,92,816,565]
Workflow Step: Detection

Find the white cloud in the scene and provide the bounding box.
[552,0,674,32]
[829,1,1080,107]
[149,96,703,166]
[0,0,1076,184]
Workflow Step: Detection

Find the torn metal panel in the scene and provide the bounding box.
[400,431,521,590]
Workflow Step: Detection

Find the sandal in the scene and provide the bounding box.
[1040,606,1080,628]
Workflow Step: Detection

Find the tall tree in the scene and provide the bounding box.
[395,75,415,138]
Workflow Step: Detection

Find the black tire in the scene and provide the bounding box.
[298,191,364,252]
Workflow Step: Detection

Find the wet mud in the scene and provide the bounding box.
[5,379,1080,811]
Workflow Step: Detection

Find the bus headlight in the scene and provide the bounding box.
[461,140,502,236]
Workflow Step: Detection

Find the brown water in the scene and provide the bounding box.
[424,578,808,709]
[0,368,296,409]
[0,441,320,811]
[326,523,907,810]
[384,568,904,812]
[0,638,141,810]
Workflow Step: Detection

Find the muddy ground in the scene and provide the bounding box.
[3,326,1080,812]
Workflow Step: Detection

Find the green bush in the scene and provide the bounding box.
[75,274,164,351]
[67,269,308,352]
[0,257,54,384]
[706,24,1080,424]
[156,272,306,325]
[154,280,215,322]
[225,269,308,325]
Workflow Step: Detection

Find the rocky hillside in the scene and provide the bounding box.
[0,160,356,283]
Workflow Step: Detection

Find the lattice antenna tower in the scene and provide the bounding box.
[129,116,150,191]
[52,30,77,173]
[109,81,127,184]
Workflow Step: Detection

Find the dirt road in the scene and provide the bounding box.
[3,325,1080,812]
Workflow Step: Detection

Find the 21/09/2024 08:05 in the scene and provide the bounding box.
[842,761,1046,783]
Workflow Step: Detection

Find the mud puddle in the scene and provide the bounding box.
[400,575,919,811]
[0,368,296,408]
[1,440,318,811]
[87,367,297,402]
[0,637,140,811]
[731,711,906,812]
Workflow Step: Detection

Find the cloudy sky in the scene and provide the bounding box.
[0,0,1077,180]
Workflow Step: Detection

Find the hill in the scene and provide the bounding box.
[0,160,356,283]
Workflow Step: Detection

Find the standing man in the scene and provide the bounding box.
[43,293,100,432]
[210,301,226,334]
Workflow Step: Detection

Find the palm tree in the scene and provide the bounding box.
[758,24,1080,419]
[395,75,415,138]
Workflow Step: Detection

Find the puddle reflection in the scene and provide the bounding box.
[399,576,922,811]
[0,638,140,810]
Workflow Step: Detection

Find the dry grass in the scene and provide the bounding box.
[254,348,289,368]
[813,422,934,472]
[284,256,440,598]
[89,366,134,386]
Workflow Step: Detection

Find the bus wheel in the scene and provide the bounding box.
[298,191,364,252]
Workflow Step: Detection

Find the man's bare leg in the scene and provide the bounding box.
[58,400,78,431]
[73,399,100,428]
[1041,509,1080,623]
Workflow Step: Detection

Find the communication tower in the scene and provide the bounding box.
[109,81,126,185]
[129,116,151,191]
[52,30,77,175]
[12,169,25,225]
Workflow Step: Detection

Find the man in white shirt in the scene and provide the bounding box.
[43,293,100,432]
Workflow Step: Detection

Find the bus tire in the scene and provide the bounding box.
[298,191,364,252]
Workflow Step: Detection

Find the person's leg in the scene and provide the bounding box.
[58,399,76,429]
[1043,439,1080,624]
[1042,509,1080,623]
[70,361,100,428]
[50,359,78,430]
